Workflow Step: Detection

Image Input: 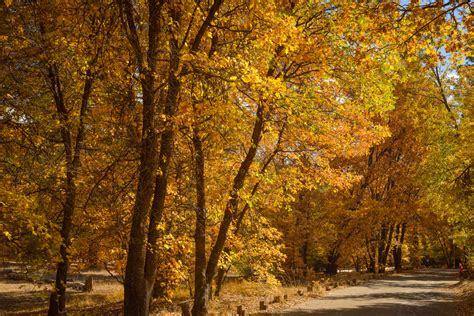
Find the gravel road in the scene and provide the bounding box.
[277,269,459,316]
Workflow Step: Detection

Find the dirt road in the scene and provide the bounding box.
[278,269,459,315]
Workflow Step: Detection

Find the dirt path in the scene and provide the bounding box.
[277,269,459,316]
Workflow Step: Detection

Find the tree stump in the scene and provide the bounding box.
[179,301,191,316]
[83,276,93,292]
[259,301,267,311]
[237,305,246,316]
[48,292,59,316]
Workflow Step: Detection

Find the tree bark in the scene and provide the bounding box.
[379,224,394,273]
[325,252,338,275]
[120,1,222,314]
[393,223,406,272]
[366,236,375,273]
[191,131,208,316]
[143,13,181,304]
[47,63,93,315]
[122,0,162,314]
[193,102,265,316]
[213,123,285,297]
[123,69,159,316]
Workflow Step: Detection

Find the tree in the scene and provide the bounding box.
[117,1,223,314]
[1,1,116,314]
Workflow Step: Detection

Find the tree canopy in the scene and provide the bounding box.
[0,1,472,315]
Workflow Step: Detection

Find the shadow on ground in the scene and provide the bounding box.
[267,269,458,316]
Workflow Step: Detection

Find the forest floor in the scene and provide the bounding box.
[455,278,474,316]
[0,263,370,315]
[0,266,471,315]
[0,263,123,315]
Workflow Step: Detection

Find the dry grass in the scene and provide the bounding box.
[0,269,379,315]
[0,278,50,314]
[150,272,380,315]
[66,281,123,310]
[206,281,318,315]
[455,280,474,316]
[149,281,314,315]
[203,272,386,315]
[0,270,123,315]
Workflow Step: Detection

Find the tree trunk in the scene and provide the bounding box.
[126,1,223,314]
[47,64,93,315]
[123,72,159,316]
[191,132,209,316]
[302,240,309,276]
[326,263,338,275]
[194,102,265,316]
[142,24,181,308]
[379,224,394,273]
[120,1,164,314]
[214,266,227,297]
[410,226,421,269]
[351,256,361,272]
[51,184,76,315]
[325,249,339,275]
[366,236,375,273]
[393,223,406,272]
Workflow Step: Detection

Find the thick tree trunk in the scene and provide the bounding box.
[351,256,361,272]
[379,224,394,273]
[121,1,163,314]
[377,225,387,273]
[365,236,376,273]
[325,250,339,275]
[123,72,159,315]
[143,29,181,307]
[393,223,406,272]
[120,1,222,314]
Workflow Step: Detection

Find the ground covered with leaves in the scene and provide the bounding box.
[455,279,474,316]
[0,266,378,315]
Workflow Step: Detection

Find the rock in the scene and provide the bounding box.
[68,281,85,291]
[7,272,23,280]
[42,276,56,283]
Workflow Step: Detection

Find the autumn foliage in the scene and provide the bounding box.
[0,0,472,315]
